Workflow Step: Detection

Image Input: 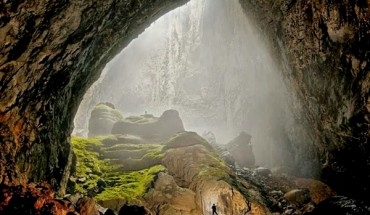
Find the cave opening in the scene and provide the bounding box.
[70,0,317,213]
[0,0,369,214]
[74,0,301,175]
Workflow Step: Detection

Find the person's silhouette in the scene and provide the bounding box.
[212,203,218,215]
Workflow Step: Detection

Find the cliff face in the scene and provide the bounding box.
[239,0,370,199]
[0,0,189,193]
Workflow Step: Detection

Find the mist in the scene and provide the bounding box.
[74,0,294,168]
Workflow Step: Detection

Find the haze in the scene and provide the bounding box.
[74,0,294,168]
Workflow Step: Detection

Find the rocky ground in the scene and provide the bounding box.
[1,109,370,214]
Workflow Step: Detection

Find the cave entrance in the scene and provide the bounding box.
[74,0,294,170]
[71,0,297,212]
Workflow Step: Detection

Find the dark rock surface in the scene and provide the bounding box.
[240,0,370,200]
[0,0,189,193]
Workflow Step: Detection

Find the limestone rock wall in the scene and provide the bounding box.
[239,0,370,199]
[0,0,189,192]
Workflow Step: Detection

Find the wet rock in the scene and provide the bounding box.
[283,189,311,206]
[294,178,335,204]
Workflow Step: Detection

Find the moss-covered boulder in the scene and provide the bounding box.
[70,131,271,214]
[88,103,124,137]
[70,136,166,211]
[111,109,185,142]
[161,132,269,215]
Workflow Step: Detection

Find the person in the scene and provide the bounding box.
[212,203,218,215]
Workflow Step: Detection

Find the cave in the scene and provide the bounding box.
[0,0,369,214]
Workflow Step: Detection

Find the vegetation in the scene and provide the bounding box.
[162,131,213,151]
[124,115,158,124]
[70,131,252,206]
[95,165,165,201]
[93,103,123,121]
[71,136,165,203]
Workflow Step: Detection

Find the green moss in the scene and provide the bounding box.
[71,136,166,203]
[93,103,123,121]
[163,131,213,151]
[197,151,232,182]
[95,165,165,202]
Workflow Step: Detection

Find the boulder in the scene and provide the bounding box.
[112,109,184,142]
[226,131,255,167]
[294,178,335,204]
[158,110,185,139]
[144,172,198,214]
[254,167,272,177]
[77,197,100,215]
[283,189,311,206]
[88,103,124,137]
[162,132,271,215]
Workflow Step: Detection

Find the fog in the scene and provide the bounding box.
[74,0,294,168]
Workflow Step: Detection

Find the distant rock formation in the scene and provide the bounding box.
[226,131,255,167]
[88,103,123,137]
[111,109,185,142]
